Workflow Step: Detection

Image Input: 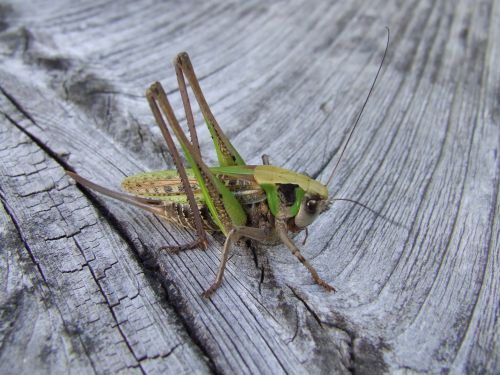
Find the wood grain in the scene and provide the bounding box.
[0,1,498,374]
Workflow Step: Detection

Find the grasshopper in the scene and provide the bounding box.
[67,35,388,297]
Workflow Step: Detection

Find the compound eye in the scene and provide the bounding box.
[306,199,318,214]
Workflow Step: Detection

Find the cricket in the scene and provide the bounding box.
[67,31,389,297]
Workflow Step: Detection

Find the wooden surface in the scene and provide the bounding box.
[0,1,498,374]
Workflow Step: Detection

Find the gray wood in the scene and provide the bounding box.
[0,1,498,374]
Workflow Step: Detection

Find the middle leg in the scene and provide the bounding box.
[275,219,335,292]
[202,226,273,297]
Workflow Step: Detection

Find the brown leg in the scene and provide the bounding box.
[261,154,271,165]
[66,171,164,214]
[175,60,201,157]
[202,226,273,297]
[276,220,336,292]
[301,227,309,246]
[174,53,219,136]
[160,240,202,254]
[146,85,208,251]
[65,171,204,250]
[174,52,245,166]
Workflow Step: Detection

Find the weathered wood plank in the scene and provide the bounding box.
[0,75,211,374]
[0,0,498,374]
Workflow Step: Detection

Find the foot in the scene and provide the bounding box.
[160,238,208,254]
[316,278,336,292]
[201,282,220,298]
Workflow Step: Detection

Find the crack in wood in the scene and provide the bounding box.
[72,241,146,374]
[159,281,219,375]
[288,286,324,328]
[1,92,213,373]
[0,191,48,284]
[0,85,40,129]
[0,195,102,374]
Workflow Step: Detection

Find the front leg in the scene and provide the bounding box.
[261,154,271,165]
[275,219,336,292]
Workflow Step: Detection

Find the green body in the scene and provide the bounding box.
[121,164,328,232]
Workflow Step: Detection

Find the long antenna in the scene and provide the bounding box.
[326,27,390,186]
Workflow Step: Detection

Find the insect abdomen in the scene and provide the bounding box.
[122,170,200,198]
[160,201,219,232]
